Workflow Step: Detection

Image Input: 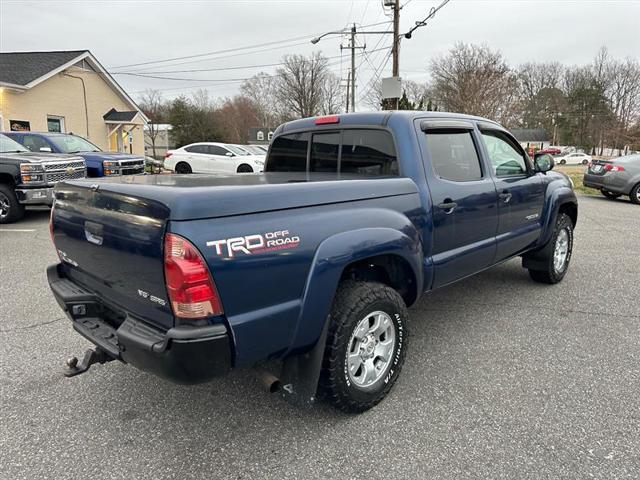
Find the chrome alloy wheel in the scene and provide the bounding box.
[346,311,396,388]
[554,228,570,273]
[0,192,10,220]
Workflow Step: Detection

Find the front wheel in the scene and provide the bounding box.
[237,164,253,173]
[527,213,574,284]
[559,159,566,165]
[582,159,589,165]
[320,281,407,413]
[0,184,25,224]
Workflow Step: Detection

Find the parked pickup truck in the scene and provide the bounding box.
[47,112,578,412]
[0,133,85,223]
[5,132,145,178]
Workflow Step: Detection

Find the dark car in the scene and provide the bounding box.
[4,132,145,178]
[0,133,85,223]
[583,154,640,204]
[48,111,577,412]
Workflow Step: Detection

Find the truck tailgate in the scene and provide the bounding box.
[51,182,173,330]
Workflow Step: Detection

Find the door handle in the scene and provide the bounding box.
[437,199,458,213]
[499,191,512,203]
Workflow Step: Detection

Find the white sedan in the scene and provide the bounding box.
[555,152,592,165]
[164,142,264,174]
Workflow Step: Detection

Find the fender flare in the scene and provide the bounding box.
[279,227,423,405]
[0,164,20,184]
[537,185,577,248]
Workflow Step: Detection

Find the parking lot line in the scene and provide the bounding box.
[0,228,36,232]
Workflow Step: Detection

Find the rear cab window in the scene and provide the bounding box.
[266,129,398,176]
[424,129,483,182]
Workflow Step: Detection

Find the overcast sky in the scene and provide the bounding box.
[1,0,639,109]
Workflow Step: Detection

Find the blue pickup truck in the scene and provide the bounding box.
[47,112,578,412]
[5,132,145,178]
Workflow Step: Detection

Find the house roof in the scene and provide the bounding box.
[0,50,87,86]
[103,108,139,122]
[0,50,148,122]
[511,128,550,142]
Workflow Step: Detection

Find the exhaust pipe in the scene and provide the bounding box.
[256,370,281,393]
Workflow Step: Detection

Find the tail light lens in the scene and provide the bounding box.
[164,233,223,319]
[604,164,625,172]
[164,152,173,159]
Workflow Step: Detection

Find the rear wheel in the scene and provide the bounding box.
[582,159,589,165]
[630,183,640,205]
[601,190,621,199]
[175,162,192,174]
[527,213,573,284]
[320,281,407,413]
[559,159,566,165]
[0,184,25,224]
[237,164,253,173]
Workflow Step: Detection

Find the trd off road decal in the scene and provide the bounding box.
[206,230,300,258]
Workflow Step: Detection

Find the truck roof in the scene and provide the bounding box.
[279,110,501,134]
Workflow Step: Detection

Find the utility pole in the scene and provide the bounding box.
[345,70,351,113]
[340,24,364,112]
[350,24,356,113]
[392,0,400,109]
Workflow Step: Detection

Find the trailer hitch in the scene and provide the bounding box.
[63,348,115,377]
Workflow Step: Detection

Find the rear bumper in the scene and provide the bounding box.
[47,264,232,384]
[583,173,629,194]
[15,187,54,205]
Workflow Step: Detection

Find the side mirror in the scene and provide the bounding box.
[534,153,554,173]
[225,152,234,157]
[39,147,52,153]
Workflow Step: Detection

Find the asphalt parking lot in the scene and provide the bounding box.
[1,195,639,479]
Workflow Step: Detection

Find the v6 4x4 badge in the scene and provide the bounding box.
[207,229,300,258]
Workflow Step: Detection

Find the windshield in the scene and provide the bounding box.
[225,144,249,156]
[244,145,265,155]
[0,134,29,153]
[49,135,101,153]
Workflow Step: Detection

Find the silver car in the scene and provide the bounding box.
[583,154,640,205]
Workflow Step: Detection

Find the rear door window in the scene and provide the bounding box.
[185,145,207,154]
[266,132,309,172]
[310,132,340,173]
[425,131,483,182]
[341,130,398,175]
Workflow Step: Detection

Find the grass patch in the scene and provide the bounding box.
[554,165,598,196]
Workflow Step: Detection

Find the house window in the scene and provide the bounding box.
[257,131,264,141]
[10,120,30,131]
[268,131,274,141]
[47,115,65,133]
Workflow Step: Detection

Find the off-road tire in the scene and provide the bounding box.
[630,183,640,205]
[0,183,25,224]
[527,213,574,284]
[237,164,253,173]
[175,162,192,174]
[319,281,408,413]
[601,190,621,199]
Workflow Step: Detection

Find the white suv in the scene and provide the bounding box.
[164,142,264,174]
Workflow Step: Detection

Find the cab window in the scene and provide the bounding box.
[425,130,482,182]
[481,131,528,177]
[22,135,51,152]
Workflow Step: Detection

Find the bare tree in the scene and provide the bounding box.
[430,43,519,124]
[218,95,261,144]
[138,89,167,159]
[275,53,331,118]
[241,72,282,127]
[320,73,343,115]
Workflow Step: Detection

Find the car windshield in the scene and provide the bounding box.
[244,145,265,155]
[0,134,29,153]
[49,135,101,153]
[225,145,248,156]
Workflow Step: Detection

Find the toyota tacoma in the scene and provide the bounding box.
[47,112,578,412]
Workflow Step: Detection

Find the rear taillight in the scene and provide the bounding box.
[605,164,625,172]
[164,233,223,319]
[164,152,173,159]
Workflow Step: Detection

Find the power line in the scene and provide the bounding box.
[109,20,392,71]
